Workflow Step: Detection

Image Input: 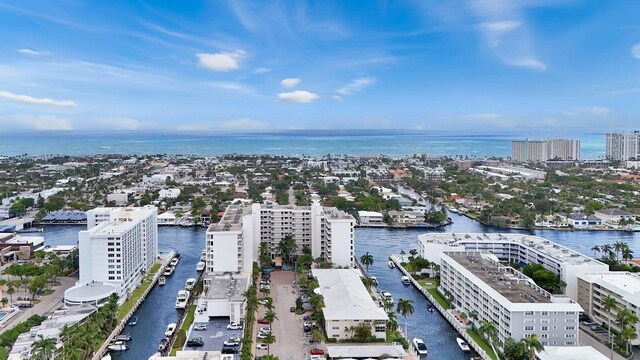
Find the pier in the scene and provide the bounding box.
[389,255,493,360]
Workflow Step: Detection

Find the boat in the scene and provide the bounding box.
[170,257,179,267]
[128,316,138,326]
[448,207,460,214]
[185,278,196,290]
[412,338,428,355]
[370,276,378,286]
[158,338,169,352]
[196,261,205,272]
[427,305,434,313]
[174,252,181,259]
[401,276,411,285]
[163,266,175,276]
[456,337,471,352]
[388,261,396,268]
[165,323,177,337]
[175,290,190,309]
[380,291,394,304]
[159,276,166,286]
[101,354,112,360]
[108,344,128,351]
[116,334,131,341]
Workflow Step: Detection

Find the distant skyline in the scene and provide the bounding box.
[0,0,639,132]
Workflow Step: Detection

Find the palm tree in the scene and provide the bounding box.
[478,320,500,360]
[276,234,298,266]
[386,311,399,332]
[360,252,374,273]
[591,245,601,258]
[6,282,16,302]
[523,334,544,360]
[263,332,276,355]
[614,241,626,261]
[31,335,56,360]
[381,300,393,313]
[619,326,637,354]
[396,298,414,337]
[622,247,634,261]
[602,295,618,355]
[264,309,278,330]
[0,297,7,308]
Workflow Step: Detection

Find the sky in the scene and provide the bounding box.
[0,0,639,132]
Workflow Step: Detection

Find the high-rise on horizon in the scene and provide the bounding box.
[511,138,581,163]
[606,131,640,161]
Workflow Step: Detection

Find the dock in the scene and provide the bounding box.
[389,255,493,360]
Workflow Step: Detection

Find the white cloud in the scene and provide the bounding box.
[196,50,245,72]
[280,78,301,88]
[93,117,140,130]
[17,48,49,56]
[480,20,521,34]
[508,58,547,71]
[332,95,343,101]
[583,106,609,116]
[4,114,73,130]
[632,43,640,60]
[206,81,255,95]
[253,67,273,74]
[219,117,270,130]
[336,77,376,95]
[277,90,319,104]
[464,113,502,120]
[0,90,77,108]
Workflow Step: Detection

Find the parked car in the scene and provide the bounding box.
[227,323,243,330]
[310,349,325,355]
[258,318,270,324]
[256,343,268,350]
[221,346,238,354]
[224,337,240,346]
[290,307,296,312]
[258,299,271,305]
[186,338,204,347]
[193,324,208,331]
[259,327,271,333]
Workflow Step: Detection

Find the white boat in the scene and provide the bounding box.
[101,354,112,360]
[175,290,190,309]
[165,323,177,337]
[108,342,128,351]
[116,334,131,341]
[170,257,179,267]
[158,276,166,286]
[412,338,428,355]
[380,291,394,304]
[388,261,395,268]
[185,278,196,290]
[401,276,411,285]
[196,261,205,272]
[163,266,175,276]
[370,276,378,286]
[456,337,471,352]
[448,207,460,214]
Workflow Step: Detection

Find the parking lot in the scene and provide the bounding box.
[184,317,243,355]
[255,270,320,360]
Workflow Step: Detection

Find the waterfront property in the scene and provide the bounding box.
[148,350,234,360]
[64,206,158,306]
[418,233,608,300]
[312,268,388,340]
[440,252,583,347]
[0,232,45,261]
[205,202,356,274]
[577,272,640,345]
[196,275,248,325]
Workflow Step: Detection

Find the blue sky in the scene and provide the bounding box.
[0,0,639,132]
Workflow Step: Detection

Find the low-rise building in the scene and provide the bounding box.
[196,275,248,325]
[312,269,388,340]
[159,188,181,200]
[594,208,635,224]
[357,211,384,225]
[106,193,128,206]
[388,210,423,226]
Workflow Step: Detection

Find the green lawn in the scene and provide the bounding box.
[426,287,450,309]
[170,304,196,355]
[466,330,497,360]
[417,279,434,288]
[117,265,162,320]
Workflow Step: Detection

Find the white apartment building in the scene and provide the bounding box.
[65,207,158,306]
[357,211,384,225]
[594,208,636,224]
[418,233,608,300]
[577,272,640,345]
[440,252,583,347]
[606,131,640,161]
[205,203,356,275]
[106,193,128,206]
[195,275,249,326]
[158,188,181,200]
[512,139,580,162]
[312,269,388,340]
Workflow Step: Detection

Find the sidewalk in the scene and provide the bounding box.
[0,276,77,332]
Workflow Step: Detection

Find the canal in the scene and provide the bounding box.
[38,212,640,359]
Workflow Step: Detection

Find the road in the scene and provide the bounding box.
[288,187,295,205]
[0,276,77,331]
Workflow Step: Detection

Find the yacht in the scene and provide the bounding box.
[412,338,428,355]
[175,290,190,309]
[401,276,411,285]
[170,257,179,267]
[380,291,394,304]
[456,337,471,352]
[158,276,166,286]
[196,261,206,272]
[163,266,175,276]
[128,316,138,326]
[200,250,206,261]
[370,276,378,286]
[116,334,131,342]
[165,323,177,337]
[185,278,196,290]
[158,338,169,352]
[388,261,396,268]
[108,341,128,351]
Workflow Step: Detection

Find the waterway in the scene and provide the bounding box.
[36,213,640,359]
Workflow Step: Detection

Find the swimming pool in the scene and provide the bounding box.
[0,312,8,320]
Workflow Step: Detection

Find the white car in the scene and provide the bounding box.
[227,323,243,330]
[256,343,268,350]
[257,333,269,339]
[258,299,271,305]
[259,327,271,334]
[193,324,207,331]
[223,338,240,346]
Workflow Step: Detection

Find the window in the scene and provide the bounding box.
[524,326,534,331]
[541,326,548,331]
[566,326,575,330]
[525,311,534,315]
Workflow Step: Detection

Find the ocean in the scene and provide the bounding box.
[0,129,606,158]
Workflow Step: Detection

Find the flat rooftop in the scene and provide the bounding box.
[90,220,138,235]
[312,269,387,321]
[326,344,407,358]
[205,275,248,302]
[207,205,251,232]
[447,253,552,304]
[420,233,602,266]
[580,272,640,305]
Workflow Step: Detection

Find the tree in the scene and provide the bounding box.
[259,242,271,269]
[602,295,618,356]
[31,335,56,360]
[386,311,399,333]
[409,249,418,258]
[396,298,414,337]
[349,322,372,342]
[6,282,16,302]
[0,297,7,308]
[360,252,374,273]
[503,338,527,360]
[591,245,601,258]
[523,334,544,360]
[263,332,276,355]
[29,275,46,300]
[478,321,500,360]
[264,309,278,329]
[276,234,298,266]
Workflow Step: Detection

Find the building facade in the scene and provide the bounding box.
[512,139,581,163]
[606,132,640,161]
[440,252,582,347]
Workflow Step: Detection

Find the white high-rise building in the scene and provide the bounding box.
[606,131,640,161]
[65,206,158,306]
[204,203,355,275]
[512,139,580,162]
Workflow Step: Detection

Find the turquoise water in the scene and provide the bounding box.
[0,312,7,319]
[0,130,606,158]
